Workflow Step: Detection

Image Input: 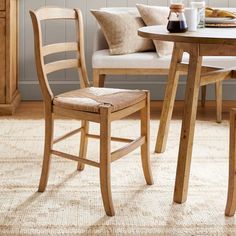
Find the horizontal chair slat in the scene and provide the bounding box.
[111,136,145,162]
[87,134,134,143]
[44,59,79,74]
[51,150,100,168]
[53,127,83,144]
[42,42,78,56]
[36,8,77,21]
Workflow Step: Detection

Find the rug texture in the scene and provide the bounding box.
[0,118,234,235]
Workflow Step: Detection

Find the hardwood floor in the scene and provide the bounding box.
[8,100,236,120]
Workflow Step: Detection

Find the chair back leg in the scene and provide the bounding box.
[77,120,89,171]
[141,91,154,185]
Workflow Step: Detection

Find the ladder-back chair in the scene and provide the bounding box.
[30,7,153,216]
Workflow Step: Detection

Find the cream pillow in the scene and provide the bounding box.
[136,4,173,57]
[91,8,154,55]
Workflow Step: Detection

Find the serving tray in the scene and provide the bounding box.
[205,23,236,28]
[205,17,236,24]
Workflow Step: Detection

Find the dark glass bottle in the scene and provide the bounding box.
[167,4,188,33]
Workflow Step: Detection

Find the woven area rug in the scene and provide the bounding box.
[0,118,235,235]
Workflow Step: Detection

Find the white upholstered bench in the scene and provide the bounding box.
[92,20,236,122]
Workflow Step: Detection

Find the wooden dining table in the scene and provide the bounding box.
[138,25,236,208]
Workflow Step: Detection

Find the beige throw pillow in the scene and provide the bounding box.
[136,4,173,57]
[91,8,154,55]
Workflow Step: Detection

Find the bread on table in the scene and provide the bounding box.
[205,7,236,18]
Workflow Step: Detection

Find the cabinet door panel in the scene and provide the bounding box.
[0,18,5,103]
[0,1,5,10]
[7,0,17,102]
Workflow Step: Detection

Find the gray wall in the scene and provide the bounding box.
[19,0,236,100]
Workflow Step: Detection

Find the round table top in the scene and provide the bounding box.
[138,25,236,45]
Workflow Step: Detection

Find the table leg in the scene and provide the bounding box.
[215,81,222,123]
[155,43,183,153]
[174,44,202,203]
[225,109,236,216]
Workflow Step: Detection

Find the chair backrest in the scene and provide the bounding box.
[30,7,90,103]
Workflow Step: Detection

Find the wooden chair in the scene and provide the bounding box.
[225,108,236,217]
[30,7,153,216]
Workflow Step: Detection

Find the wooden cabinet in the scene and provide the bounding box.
[0,0,20,115]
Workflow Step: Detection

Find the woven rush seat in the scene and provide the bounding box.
[54,87,146,113]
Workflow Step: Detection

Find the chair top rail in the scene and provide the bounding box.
[33,7,77,21]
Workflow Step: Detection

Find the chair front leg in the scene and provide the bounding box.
[38,109,54,192]
[77,120,89,171]
[99,105,115,216]
[225,109,236,216]
[141,92,154,185]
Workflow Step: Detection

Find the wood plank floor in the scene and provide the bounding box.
[8,100,236,121]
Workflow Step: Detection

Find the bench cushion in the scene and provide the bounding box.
[93,49,236,69]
